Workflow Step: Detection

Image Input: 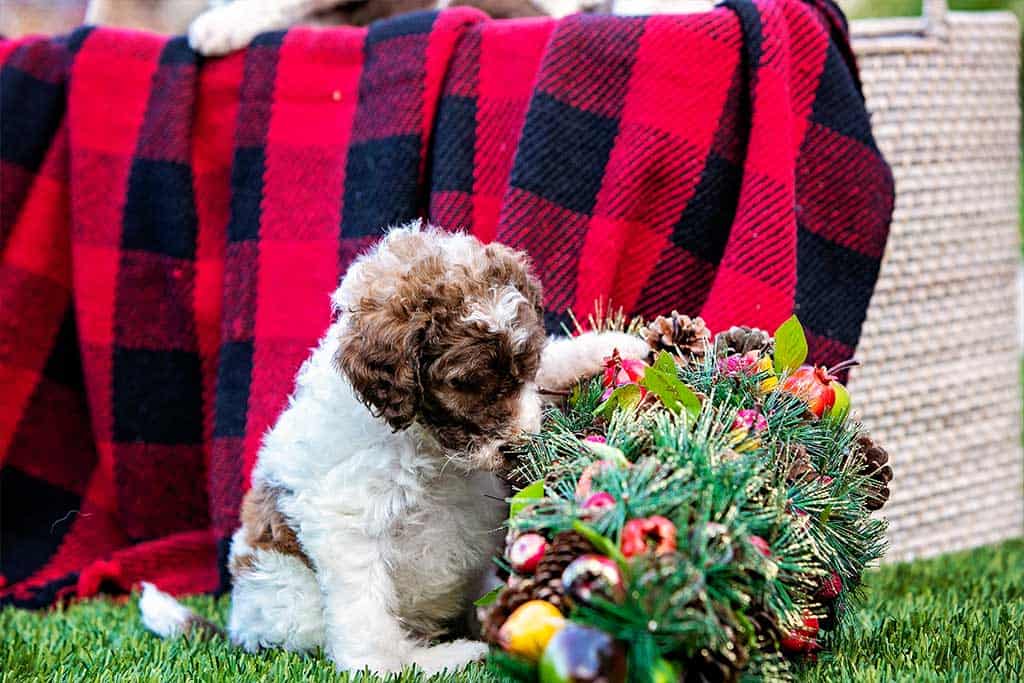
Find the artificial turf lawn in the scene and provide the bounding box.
[2,539,1021,682]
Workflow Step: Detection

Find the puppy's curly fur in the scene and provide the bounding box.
[141,222,650,674]
[335,229,546,463]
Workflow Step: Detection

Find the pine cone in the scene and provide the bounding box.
[681,606,748,683]
[784,443,815,482]
[681,650,743,683]
[644,312,710,364]
[714,326,773,357]
[855,434,892,511]
[749,607,784,653]
[480,531,596,643]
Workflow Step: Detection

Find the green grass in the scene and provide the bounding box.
[842,0,1024,20]
[2,540,1021,682]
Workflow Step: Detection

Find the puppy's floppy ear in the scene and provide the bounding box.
[335,304,426,431]
[483,243,544,315]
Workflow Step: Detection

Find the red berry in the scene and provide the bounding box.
[508,533,548,574]
[817,572,843,600]
[581,492,616,514]
[749,535,772,558]
[621,516,677,557]
[781,613,820,654]
[781,366,838,417]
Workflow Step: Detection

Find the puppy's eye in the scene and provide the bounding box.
[449,378,477,393]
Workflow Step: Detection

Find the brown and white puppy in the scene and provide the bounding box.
[140,222,649,674]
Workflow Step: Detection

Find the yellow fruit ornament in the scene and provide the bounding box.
[758,356,778,392]
[498,600,566,661]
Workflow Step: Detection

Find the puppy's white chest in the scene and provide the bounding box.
[386,471,508,636]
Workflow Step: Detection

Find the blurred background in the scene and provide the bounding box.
[2,0,85,35]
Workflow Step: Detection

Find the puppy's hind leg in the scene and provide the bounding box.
[226,530,325,653]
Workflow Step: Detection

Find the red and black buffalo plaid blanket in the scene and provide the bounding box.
[0,0,892,607]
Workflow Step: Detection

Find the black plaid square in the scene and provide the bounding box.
[510,92,618,216]
[795,225,880,346]
[366,10,436,45]
[113,348,203,444]
[341,134,422,237]
[214,341,253,438]
[122,159,198,259]
[431,95,476,193]
[672,152,742,263]
[227,147,265,243]
[42,311,83,387]
[0,65,65,172]
[810,43,874,148]
[159,36,196,64]
[0,467,81,584]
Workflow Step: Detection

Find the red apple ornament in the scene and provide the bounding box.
[781,360,857,417]
[621,516,677,557]
[508,533,548,574]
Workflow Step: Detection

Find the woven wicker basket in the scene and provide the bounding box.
[614,0,1024,560]
[849,0,1023,561]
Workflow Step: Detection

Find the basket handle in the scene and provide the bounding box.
[923,0,949,38]
[851,0,949,43]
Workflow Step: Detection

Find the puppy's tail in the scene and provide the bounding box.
[139,582,226,640]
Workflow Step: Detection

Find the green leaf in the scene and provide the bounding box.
[652,349,678,377]
[827,381,851,423]
[593,383,643,420]
[473,585,503,607]
[640,355,701,420]
[509,479,544,520]
[773,314,808,373]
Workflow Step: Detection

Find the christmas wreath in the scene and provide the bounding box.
[479,313,892,682]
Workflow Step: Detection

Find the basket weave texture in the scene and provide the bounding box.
[849,3,1024,560]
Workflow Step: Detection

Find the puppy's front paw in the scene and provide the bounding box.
[600,331,652,362]
[188,6,260,56]
[411,639,489,676]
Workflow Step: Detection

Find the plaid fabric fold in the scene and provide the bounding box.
[0,0,892,607]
